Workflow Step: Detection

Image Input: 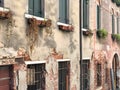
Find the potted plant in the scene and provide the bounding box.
[0,11,12,19]
[97,29,108,39]
[116,0,120,6]
[111,34,120,43]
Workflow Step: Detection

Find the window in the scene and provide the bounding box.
[28,0,44,17]
[0,0,3,7]
[58,61,70,90]
[27,64,46,90]
[97,63,102,87]
[59,0,69,23]
[80,60,90,90]
[105,62,108,83]
[117,17,119,33]
[82,0,89,29]
[97,5,101,30]
[112,14,115,34]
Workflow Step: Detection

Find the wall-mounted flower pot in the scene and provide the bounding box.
[27,18,52,27]
[96,29,108,39]
[83,30,93,36]
[0,11,12,19]
[58,25,74,32]
[111,34,120,43]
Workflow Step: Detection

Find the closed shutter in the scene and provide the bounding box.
[0,0,4,7]
[0,66,12,90]
[29,0,34,15]
[97,5,101,30]
[112,15,115,34]
[83,0,89,29]
[59,0,69,23]
[117,17,119,34]
[34,0,41,17]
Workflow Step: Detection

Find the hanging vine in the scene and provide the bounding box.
[27,18,39,53]
[26,18,52,53]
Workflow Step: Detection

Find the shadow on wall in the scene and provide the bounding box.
[3,31,26,50]
[43,36,57,48]
[69,33,76,53]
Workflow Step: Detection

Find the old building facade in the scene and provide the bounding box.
[81,0,120,90]
[0,0,80,90]
[0,0,120,90]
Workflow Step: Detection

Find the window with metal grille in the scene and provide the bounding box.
[58,61,70,90]
[97,5,101,30]
[0,0,4,7]
[28,0,44,17]
[82,0,89,29]
[97,63,102,87]
[59,0,69,23]
[80,60,90,90]
[27,64,46,90]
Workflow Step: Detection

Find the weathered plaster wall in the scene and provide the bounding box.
[0,0,80,90]
[82,0,120,90]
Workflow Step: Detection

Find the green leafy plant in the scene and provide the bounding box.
[116,0,120,6]
[112,0,116,3]
[97,29,108,39]
[111,34,120,43]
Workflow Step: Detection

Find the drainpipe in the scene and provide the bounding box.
[79,0,83,90]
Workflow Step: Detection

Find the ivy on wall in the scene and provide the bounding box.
[112,0,120,6]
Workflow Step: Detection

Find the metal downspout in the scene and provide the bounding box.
[79,0,83,90]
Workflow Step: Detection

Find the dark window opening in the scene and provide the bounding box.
[27,64,46,90]
[97,63,102,87]
[58,61,70,90]
[80,60,90,90]
[0,0,4,7]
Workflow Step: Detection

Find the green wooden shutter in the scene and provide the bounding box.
[59,0,69,23]
[0,0,4,7]
[112,15,115,34]
[83,0,88,29]
[97,5,101,30]
[29,0,33,15]
[34,0,40,17]
[117,17,119,33]
[59,0,65,23]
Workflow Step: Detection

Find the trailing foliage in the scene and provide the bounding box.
[111,0,120,6]
[111,34,120,42]
[97,29,108,39]
[116,0,120,6]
